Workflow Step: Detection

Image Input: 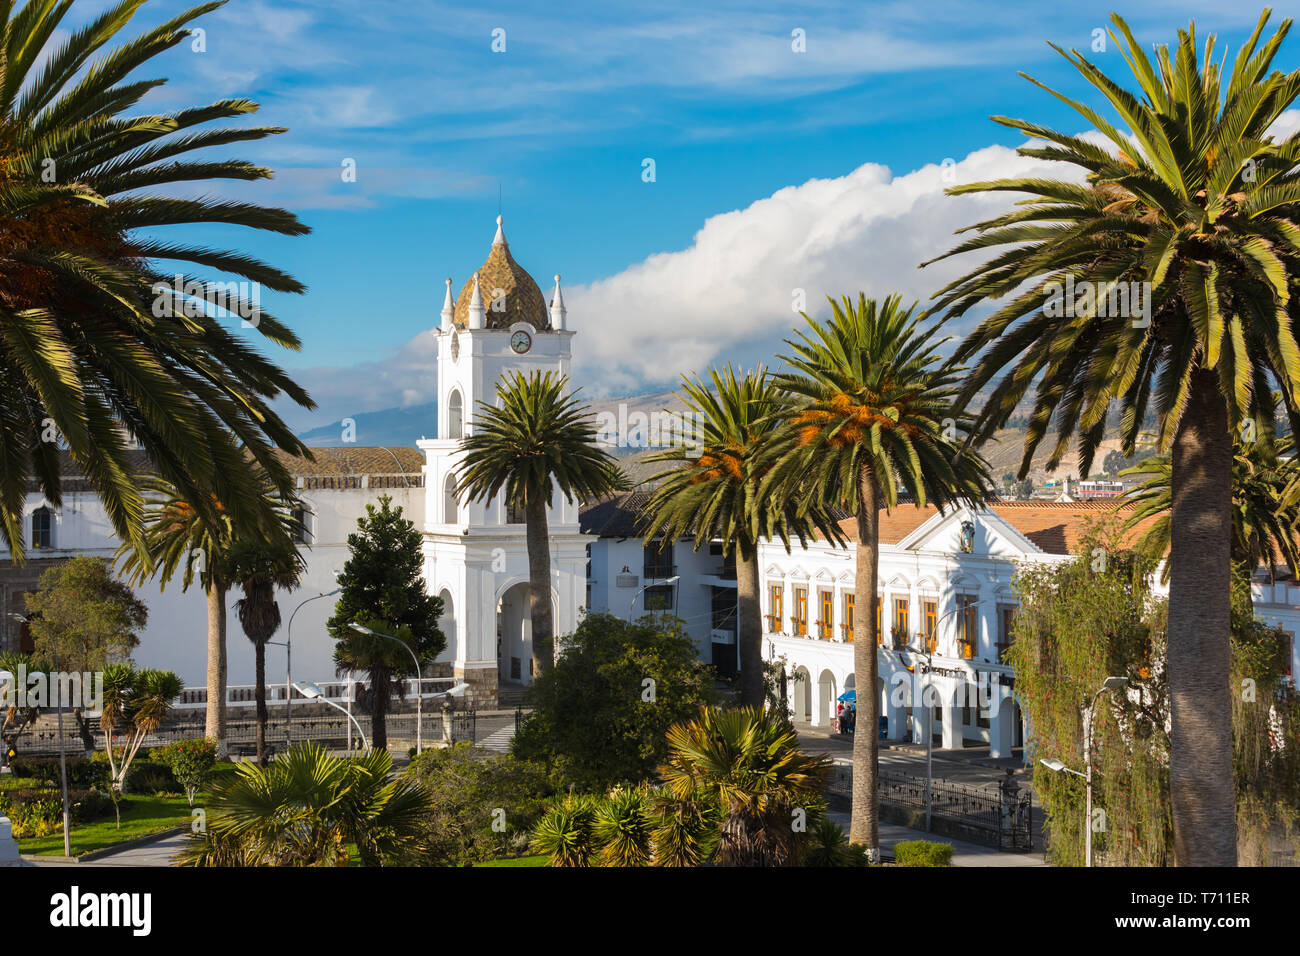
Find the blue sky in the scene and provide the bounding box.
[67,0,1300,429]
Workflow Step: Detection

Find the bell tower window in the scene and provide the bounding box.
[447,389,464,440]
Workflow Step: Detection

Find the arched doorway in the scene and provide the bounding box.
[817,669,837,726]
[497,582,531,686]
[792,666,812,723]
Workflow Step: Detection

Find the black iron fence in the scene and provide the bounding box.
[5,708,510,758]
[828,766,1033,852]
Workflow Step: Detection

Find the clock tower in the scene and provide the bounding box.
[419,216,588,707]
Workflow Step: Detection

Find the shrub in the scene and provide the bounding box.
[8,756,106,789]
[0,787,115,837]
[511,612,718,791]
[404,743,556,865]
[805,818,870,867]
[893,840,954,867]
[87,750,178,794]
[530,795,599,867]
[152,738,218,806]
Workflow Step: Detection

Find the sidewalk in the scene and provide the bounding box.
[25,831,188,868]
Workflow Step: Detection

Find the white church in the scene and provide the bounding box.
[2,215,1297,746]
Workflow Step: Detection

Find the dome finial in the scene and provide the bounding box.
[493,214,506,246]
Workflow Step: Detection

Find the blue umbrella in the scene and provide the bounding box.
[837,690,857,703]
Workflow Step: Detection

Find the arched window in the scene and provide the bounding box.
[443,474,459,525]
[31,507,53,550]
[291,507,310,545]
[447,389,464,440]
[438,590,455,648]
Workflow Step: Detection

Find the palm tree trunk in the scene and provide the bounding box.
[524,494,554,677]
[255,640,268,767]
[205,584,228,755]
[1168,368,1236,866]
[850,472,880,860]
[737,547,763,707]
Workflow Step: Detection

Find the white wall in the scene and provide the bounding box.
[3,484,424,688]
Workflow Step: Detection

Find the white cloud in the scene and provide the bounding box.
[563,141,1067,393]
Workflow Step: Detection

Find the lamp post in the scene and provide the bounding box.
[1038,675,1129,867]
[628,575,680,621]
[276,587,340,748]
[348,622,425,753]
[9,612,69,857]
[294,681,370,753]
[904,599,984,833]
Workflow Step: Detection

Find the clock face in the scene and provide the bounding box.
[510,329,532,354]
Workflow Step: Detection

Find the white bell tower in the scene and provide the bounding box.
[419,216,589,706]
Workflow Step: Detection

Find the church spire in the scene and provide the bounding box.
[440,277,454,331]
[468,272,486,329]
[550,274,566,331]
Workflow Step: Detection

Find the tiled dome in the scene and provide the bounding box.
[453,215,549,330]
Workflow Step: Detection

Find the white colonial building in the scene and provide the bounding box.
[0,447,424,691]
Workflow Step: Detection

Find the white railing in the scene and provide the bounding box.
[174,676,459,709]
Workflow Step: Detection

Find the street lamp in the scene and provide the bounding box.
[628,576,680,621]
[276,587,340,748]
[348,622,425,753]
[8,612,69,857]
[1038,675,1129,867]
[293,681,370,753]
[903,599,984,833]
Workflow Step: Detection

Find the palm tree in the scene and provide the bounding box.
[100,663,184,825]
[455,370,627,676]
[177,742,430,867]
[642,366,842,707]
[117,475,299,754]
[0,0,315,562]
[658,706,831,866]
[764,294,991,860]
[920,12,1300,865]
[229,537,305,766]
[1121,434,1300,584]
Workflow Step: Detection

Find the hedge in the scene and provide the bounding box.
[9,754,180,794]
[893,840,954,867]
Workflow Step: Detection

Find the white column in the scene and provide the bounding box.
[979,602,998,661]
[941,696,961,750]
[810,673,825,727]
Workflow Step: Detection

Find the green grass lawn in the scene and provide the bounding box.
[17,794,193,857]
[474,855,549,867]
